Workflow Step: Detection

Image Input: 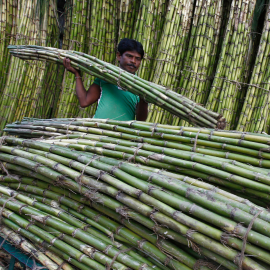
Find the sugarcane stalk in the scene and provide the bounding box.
[0,148,268,269]
[0,225,59,270]
[0,193,188,270]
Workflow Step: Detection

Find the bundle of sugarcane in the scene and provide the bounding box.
[0,0,18,94]
[0,0,60,136]
[64,0,120,119]
[4,117,270,206]
[1,133,270,270]
[132,0,167,81]
[206,0,257,130]
[8,45,225,129]
[0,226,73,270]
[146,0,194,124]
[175,0,228,127]
[24,0,62,120]
[236,2,270,133]
[31,0,64,120]
[56,0,91,119]
[117,0,141,42]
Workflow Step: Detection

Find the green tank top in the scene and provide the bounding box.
[93,78,140,121]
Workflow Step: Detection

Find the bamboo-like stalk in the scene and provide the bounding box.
[17,183,238,270]
[0,225,60,270]
[0,191,188,270]
[146,0,194,124]
[237,2,270,133]
[8,45,225,128]
[5,142,270,250]
[0,0,60,135]
[206,0,257,129]
[0,144,269,269]
[2,218,94,270]
[34,244,75,270]
[175,0,224,127]
[0,207,107,270]
[57,0,90,119]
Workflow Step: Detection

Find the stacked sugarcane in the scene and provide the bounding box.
[206,0,257,130]
[8,45,226,129]
[146,0,194,124]
[32,0,64,120]
[57,0,120,120]
[175,0,229,127]
[118,0,142,43]
[0,181,215,270]
[236,1,270,133]
[0,0,18,94]
[26,0,62,120]
[132,0,167,81]
[2,123,270,269]
[81,0,120,119]
[4,117,270,206]
[0,226,75,270]
[56,0,91,119]
[0,0,60,135]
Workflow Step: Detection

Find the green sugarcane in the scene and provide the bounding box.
[4,136,268,214]
[0,147,269,269]
[20,189,200,269]
[0,193,189,270]
[11,118,269,152]
[8,45,224,128]
[0,225,60,270]
[0,154,202,268]
[0,206,108,269]
[11,137,270,194]
[10,143,270,251]
[15,188,163,269]
[6,180,196,269]
[2,179,267,270]
[9,179,236,270]
[2,218,92,270]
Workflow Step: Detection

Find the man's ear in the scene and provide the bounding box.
[116,51,121,61]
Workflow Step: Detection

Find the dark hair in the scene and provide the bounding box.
[117,38,144,59]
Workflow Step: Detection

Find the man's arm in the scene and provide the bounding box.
[136,98,148,121]
[63,57,101,108]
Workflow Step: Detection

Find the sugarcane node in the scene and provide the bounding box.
[193,259,220,270]
[103,244,113,255]
[19,204,28,215]
[58,233,64,240]
[25,221,34,231]
[56,210,63,217]
[115,206,129,219]
[229,207,237,219]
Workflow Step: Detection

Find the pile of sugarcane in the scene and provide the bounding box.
[4,117,270,205]
[58,0,120,119]
[206,0,257,130]
[2,119,270,269]
[236,1,270,133]
[146,0,194,124]
[0,0,60,135]
[8,45,226,129]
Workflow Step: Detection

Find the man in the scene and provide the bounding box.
[63,38,148,121]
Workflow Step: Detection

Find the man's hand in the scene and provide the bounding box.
[63,57,80,75]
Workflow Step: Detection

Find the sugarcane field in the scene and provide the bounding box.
[2,0,270,269]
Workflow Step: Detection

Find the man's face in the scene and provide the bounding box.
[117,50,142,74]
